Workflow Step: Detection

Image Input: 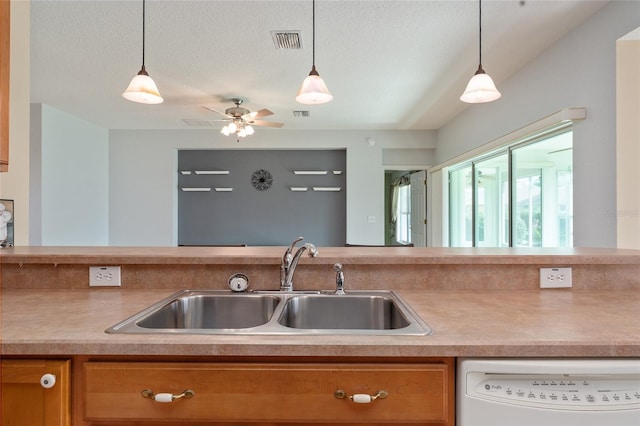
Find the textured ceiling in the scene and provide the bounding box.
[30,0,609,131]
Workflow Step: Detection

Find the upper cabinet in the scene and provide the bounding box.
[0,0,9,172]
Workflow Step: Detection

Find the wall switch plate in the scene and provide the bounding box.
[539,267,572,288]
[89,266,121,287]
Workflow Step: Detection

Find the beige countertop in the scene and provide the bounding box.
[2,288,638,358]
[2,246,639,359]
[3,246,640,265]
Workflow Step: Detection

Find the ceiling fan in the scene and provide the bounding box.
[203,98,284,142]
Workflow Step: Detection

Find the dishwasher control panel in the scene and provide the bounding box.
[468,373,640,410]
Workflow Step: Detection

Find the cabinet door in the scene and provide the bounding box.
[84,361,453,424]
[1,359,71,426]
[0,0,9,172]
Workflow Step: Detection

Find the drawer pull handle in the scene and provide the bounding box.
[141,389,195,403]
[334,389,388,403]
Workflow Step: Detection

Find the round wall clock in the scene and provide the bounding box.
[251,169,273,191]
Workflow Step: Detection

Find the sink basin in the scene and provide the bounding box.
[106,290,431,336]
[278,294,410,330]
[137,292,280,329]
[106,291,280,333]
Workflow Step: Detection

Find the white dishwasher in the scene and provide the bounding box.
[457,358,640,426]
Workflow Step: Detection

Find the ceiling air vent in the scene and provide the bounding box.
[183,119,213,127]
[271,31,302,50]
[293,110,310,118]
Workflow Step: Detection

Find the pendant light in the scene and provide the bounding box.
[460,0,501,104]
[296,0,333,104]
[123,0,163,104]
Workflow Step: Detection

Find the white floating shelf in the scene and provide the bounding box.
[194,170,230,175]
[180,171,192,175]
[290,187,309,192]
[293,170,328,175]
[181,187,211,192]
[313,187,342,192]
[214,187,234,192]
[332,171,343,175]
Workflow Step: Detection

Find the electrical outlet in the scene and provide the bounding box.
[89,266,121,287]
[539,267,572,288]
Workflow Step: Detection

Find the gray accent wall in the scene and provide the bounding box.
[178,149,346,246]
[107,129,434,247]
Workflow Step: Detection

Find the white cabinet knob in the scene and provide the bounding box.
[40,373,56,389]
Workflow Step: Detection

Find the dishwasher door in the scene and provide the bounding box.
[457,358,640,426]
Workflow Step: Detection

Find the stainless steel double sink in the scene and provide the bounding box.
[106,290,432,336]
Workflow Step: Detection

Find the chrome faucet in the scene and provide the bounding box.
[280,236,318,291]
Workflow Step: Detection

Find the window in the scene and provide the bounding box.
[449,166,472,247]
[448,127,573,247]
[512,131,573,247]
[395,183,411,244]
[475,153,509,247]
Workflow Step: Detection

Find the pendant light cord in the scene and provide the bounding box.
[312,0,316,67]
[142,0,146,69]
[478,0,482,67]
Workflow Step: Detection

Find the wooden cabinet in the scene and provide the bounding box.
[0,0,9,172]
[83,360,454,425]
[1,359,71,426]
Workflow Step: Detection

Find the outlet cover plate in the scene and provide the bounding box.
[89,266,121,287]
[539,267,572,288]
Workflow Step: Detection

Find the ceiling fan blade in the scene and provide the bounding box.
[202,106,232,118]
[251,108,274,119]
[252,120,284,128]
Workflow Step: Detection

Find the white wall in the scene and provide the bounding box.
[109,129,435,246]
[30,104,109,245]
[435,1,639,248]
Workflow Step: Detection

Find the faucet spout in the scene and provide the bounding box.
[280,237,318,291]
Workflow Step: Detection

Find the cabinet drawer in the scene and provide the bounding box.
[84,362,451,423]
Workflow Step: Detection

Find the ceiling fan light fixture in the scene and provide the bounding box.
[461,0,500,104]
[460,65,501,103]
[296,66,333,104]
[122,67,163,104]
[205,99,284,142]
[123,0,163,105]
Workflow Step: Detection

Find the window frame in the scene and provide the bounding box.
[447,124,573,248]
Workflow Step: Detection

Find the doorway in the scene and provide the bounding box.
[384,170,427,246]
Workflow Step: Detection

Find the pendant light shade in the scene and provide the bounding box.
[460,65,501,103]
[460,0,500,104]
[123,0,163,104]
[123,66,163,104]
[296,0,332,105]
[296,65,333,104]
